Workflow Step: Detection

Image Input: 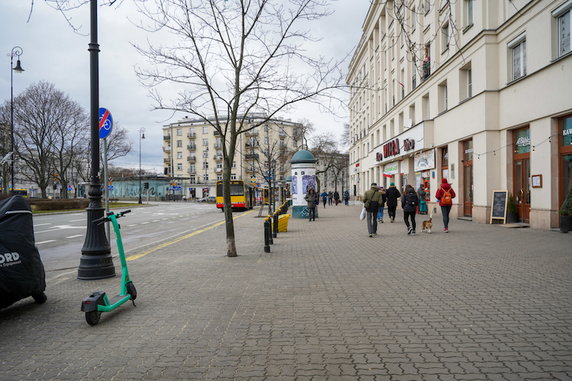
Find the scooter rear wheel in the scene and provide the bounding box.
[85,310,102,326]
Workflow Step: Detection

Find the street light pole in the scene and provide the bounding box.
[10,46,24,194]
[78,0,114,280]
[138,128,145,204]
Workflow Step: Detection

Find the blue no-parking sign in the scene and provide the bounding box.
[99,107,113,139]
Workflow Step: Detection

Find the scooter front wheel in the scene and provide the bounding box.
[85,310,102,326]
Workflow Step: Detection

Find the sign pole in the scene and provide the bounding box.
[103,137,110,242]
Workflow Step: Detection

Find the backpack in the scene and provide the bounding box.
[406,193,417,207]
[441,188,452,205]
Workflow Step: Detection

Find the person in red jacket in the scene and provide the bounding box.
[435,178,456,232]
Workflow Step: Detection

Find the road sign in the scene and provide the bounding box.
[99,107,113,139]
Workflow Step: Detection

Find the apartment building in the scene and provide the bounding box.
[347,0,572,229]
[162,114,303,197]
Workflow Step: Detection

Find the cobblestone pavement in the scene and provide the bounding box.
[1,204,571,381]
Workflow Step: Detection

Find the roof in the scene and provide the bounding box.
[290,150,317,164]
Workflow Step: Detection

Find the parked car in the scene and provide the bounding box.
[197,196,216,203]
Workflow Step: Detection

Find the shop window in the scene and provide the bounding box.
[560,116,572,206]
[553,1,571,58]
[441,146,449,180]
[508,33,527,81]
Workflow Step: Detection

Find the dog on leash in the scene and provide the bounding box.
[421,214,433,233]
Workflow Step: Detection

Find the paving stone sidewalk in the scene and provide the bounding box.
[1,203,571,381]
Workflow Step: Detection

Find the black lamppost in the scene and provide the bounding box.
[78,0,114,280]
[10,46,24,193]
[138,128,145,204]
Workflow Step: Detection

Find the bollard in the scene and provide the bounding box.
[273,213,279,238]
[264,218,271,253]
[267,216,274,245]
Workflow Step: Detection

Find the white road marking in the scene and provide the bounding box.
[69,219,84,222]
[36,240,56,245]
[66,234,83,239]
[34,223,52,227]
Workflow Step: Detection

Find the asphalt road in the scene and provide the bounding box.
[33,202,225,273]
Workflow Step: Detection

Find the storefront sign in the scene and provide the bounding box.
[403,138,415,151]
[376,152,383,161]
[414,150,435,172]
[383,139,400,158]
[384,163,399,176]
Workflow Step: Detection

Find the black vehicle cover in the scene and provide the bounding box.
[0,196,46,309]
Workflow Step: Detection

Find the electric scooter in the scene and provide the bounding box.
[81,210,137,326]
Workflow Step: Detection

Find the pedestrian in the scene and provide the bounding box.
[320,191,328,208]
[333,190,340,206]
[376,186,387,223]
[401,184,419,235]
[343,190,350,205]
[327,191,333,206]
[362,182,383,237]
[435,178,456,232]
[417,184,428,215]
[385,182,401,223]
[304,188,318,221]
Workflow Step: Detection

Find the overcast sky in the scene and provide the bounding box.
[0,1,371,172]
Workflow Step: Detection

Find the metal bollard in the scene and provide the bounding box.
[273,213,279,238]
[264,218,271,253]
[267,216,274,245]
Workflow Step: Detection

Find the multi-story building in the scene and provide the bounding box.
[347,0,572,229]
[162,114,303,198]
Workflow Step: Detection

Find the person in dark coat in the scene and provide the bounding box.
[362,183,383,237]
[320,191,328,208]
[401,184,419,235]
[384,182,401,223]
[417,184,428,215]
[333,191,340,205]
[343,190,350,205]
[304,188,318,221]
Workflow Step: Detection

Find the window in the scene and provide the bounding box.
[203,162,209,169]
[177,140,182,147]
[177,152,182,159]
[460,62,472,100]
[190,175,196,183]
[189,164,196,173]
[203,138,209,146]
[508,34,526,81]
[203,150,209,158]
[203,173,209,182]
[177,128,182,136]
[231,174,237,180]
[177,163,182,171]
[554,1,571,57]
[438,81,448,113]
[202,126,208,134]
[232,161,236,168]
[465,0,474,27]
[217,175,223,181]
[441,23,450,52]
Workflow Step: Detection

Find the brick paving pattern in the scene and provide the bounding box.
[1,204,571,380]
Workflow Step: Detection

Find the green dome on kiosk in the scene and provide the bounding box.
[290,149,316,164]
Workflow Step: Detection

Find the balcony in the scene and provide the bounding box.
[213,130,221,136]
[245,153,259,160]
[163,146,171,152]
[163,135,171,140]
[215,168,223,173]
[245,130,259,137]
[187,144,196,150]
[214,155,223,161]
[187,155,196,162]
[187,132,196,138]
[163,157,170,164]
[189,169,197,175]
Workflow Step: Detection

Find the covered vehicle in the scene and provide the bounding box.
[0,195,46,309]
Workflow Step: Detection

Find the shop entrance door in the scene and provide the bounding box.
[513,127,531,223]
[462,140,473,217]
[514,158,530,222]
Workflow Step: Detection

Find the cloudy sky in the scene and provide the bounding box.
[0,1,371,172]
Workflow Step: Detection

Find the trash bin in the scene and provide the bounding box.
[278,214,291,232]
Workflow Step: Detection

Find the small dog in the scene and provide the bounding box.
[421,214,433,233]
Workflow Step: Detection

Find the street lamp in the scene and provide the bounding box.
[138,128,145,204]
[10,46,24,194]
[78,0,114,280]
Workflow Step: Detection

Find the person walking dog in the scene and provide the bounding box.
[401,184,419,235]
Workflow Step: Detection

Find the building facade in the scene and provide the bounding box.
[347,0,572,228]
[162,114,303,198]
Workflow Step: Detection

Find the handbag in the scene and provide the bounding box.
[359,207,366,221]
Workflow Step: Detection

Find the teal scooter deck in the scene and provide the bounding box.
[81,210,137,325]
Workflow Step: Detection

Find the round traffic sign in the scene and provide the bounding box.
[99,107,113,139]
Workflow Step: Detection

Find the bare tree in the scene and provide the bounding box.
[102,124,132,162]
[134,0,346,257]
[309,132,338,193]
